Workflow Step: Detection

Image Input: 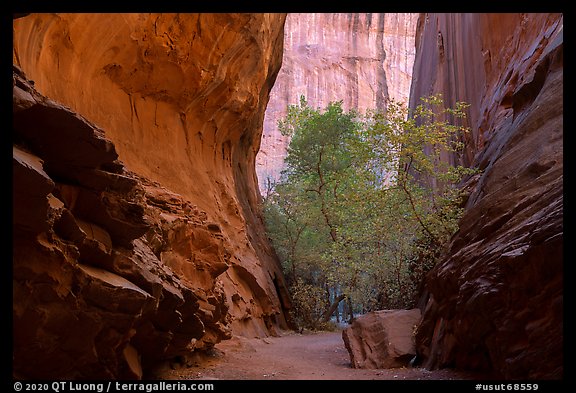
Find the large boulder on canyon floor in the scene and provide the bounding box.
[342,309,421,369]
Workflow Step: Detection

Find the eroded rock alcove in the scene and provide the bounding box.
[13,13,291,379]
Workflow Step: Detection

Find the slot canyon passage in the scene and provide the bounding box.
[12,13,562,381]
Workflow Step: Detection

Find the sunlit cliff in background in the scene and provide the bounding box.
[256,13,418,193]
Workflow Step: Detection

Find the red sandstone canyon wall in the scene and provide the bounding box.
[409,13,563,379]
[256,13,418,193]
[13,13,291,378]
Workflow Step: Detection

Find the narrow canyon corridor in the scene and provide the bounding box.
[157,330,486,380]
[12,12,562,381]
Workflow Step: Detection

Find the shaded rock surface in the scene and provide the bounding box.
[13,66,227,378]
[409,13,563,379]
[13,13,291,379]
[256,13,418,192]
[342,309,421,369]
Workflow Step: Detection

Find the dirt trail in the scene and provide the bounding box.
[157,330,486,380]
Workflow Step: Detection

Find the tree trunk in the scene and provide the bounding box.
[346,296,355,323]
[320,294,346,323]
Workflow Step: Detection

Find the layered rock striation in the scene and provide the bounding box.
[256,13,418,192]
[409,13,563,379]
[13,13,291,378]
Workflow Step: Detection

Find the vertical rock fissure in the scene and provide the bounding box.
[375,14,389,110]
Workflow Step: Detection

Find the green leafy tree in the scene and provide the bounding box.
[263,95,479,330]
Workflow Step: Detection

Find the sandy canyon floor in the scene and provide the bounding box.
[156,330,491,381]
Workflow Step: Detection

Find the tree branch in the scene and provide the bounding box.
[400,179,440,247]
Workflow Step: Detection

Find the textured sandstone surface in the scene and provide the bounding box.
[256,13,418,192]
[13,13,291,378]
[342,309,421,369]
[13,66,232,378]
[409,13,563,379]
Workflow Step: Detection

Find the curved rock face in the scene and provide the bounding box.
[409,13,563,379]
[256,13,418,192]
[13,13,291,378]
